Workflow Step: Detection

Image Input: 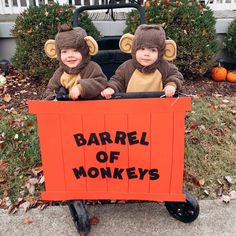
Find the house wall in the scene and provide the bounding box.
[0,13,235,62]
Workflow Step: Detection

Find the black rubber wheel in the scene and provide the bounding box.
[68,200,91,235]
[165,192,200,223]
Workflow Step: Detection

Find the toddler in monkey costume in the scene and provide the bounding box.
[101,24,183,98]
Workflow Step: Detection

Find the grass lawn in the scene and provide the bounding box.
[0,96,235,209]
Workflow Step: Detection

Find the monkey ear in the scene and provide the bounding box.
[44,39,57,59]
[84,36,98,55]
[163,40,177,61]
[119,33,134,53]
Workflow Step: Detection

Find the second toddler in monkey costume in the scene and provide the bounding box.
[101,24,183,98]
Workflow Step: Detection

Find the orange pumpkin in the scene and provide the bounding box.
[211,66,227,81]
[226,71,236,83]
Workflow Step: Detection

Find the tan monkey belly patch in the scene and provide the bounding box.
[126,69,163,92]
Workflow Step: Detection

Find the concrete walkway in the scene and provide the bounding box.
[0,200,236,236]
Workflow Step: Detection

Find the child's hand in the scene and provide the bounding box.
[164,85,176,97]
[101,88,115,99]
[69,86,81,100]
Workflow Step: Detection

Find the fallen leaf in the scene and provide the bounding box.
[7,204,17,214]
[0,177,6,183]
[20,201,31,212]
[224,176,234,185]
[221,195,230,204]
[199,179,205,186]
[15,198,24,207]
[4,197,12,207]
[38,204,47,210]
[203,190,209,196]
[90,216,99,225]
[213,93,222,97]
[0,160,8,171]
[199,125,206,131]
[32,165,43,176]
[0,75,7,86]
[3,94,12,102]
[220,104,227,108]
[25,182,35,195]
[23,216,33,224]
[222,99,229,104]
[24,196,38,208]
[26,121,35,127]
[185,128,191,134]
[217,186,223,196]
[28,178,38,185]
[117,200,126,204]
[184,171,202,186]
[39,175,45,184]
[189,120,198,129]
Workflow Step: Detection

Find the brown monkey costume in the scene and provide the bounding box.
[107,24,183,93]
[43,24,107,100]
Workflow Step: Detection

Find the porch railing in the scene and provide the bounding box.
[1,0,236,15]
[0,0,130,14]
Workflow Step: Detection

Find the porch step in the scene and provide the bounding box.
[1,10,235,37]
[214,10,236,33]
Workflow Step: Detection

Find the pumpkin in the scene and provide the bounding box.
[211,66,227,81]
[226,71,236,83]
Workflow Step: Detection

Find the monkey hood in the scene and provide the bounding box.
[131,24,166,73]
[55,25,90,74]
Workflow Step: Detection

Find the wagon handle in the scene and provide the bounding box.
[72,3,146,27]
[56,88,179,101]
[112,91,179,99]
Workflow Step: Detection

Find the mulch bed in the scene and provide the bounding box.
[0,68,236,110]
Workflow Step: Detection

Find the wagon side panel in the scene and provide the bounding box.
[60,114,87,193]
[105,114,129,193]
[149,112,173,200]
[36,114,66,198]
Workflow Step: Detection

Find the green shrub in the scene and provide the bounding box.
[223,19,236,58]
[11,3,100,80]
[124,0,218,78]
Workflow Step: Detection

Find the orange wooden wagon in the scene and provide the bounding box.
[28,93,199,234]
[28,2,199,234]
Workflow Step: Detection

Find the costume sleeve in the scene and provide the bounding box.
[78,61,107,99]
[43,68,63,100]
[158,61,183,90]
[107,60,135,93]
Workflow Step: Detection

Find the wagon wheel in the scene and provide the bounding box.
[68,200,91,235]
[165,192,200,223]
